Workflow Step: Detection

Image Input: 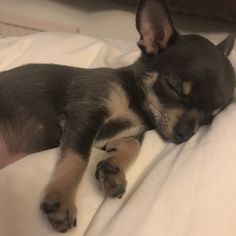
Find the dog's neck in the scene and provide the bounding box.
[116,60,155,129]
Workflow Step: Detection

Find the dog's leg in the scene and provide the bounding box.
[40,103,107,233]
[95,137,141,198]
[40,149,86,233]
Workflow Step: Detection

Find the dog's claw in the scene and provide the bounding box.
[73,219,77,227]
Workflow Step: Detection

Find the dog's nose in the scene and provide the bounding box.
[174,120,195,144]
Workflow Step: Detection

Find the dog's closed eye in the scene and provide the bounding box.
[165,79,181,97]
[162,76,182,99]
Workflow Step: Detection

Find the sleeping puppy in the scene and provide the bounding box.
[0,0,235,233]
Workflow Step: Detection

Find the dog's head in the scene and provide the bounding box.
[135,0,235,143]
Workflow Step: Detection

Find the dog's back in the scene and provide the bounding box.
[0,64,148,168]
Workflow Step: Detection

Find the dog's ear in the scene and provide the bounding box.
[217,34,235,57]
[136,0,177,55]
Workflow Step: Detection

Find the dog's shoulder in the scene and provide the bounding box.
[91,67,148,148]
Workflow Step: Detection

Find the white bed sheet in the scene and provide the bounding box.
[0,32,236,236]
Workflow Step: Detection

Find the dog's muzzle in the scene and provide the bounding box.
[173,117,196,144]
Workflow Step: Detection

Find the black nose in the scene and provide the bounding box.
[174,121,195,144]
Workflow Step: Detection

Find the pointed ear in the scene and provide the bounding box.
[136,0,177,55]
[217,34,236,57]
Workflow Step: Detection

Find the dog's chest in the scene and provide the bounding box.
[94,85,146,148]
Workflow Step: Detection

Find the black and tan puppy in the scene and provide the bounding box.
[0,0,235,233]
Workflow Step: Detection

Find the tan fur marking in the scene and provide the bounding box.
[145,72,159,101]
[144,86,162,122]
[182,82,192,95]
[146,72,159,86]
[106,84,129,118]
[105,84,143,128]
[42,149,85,232]
[96,84,146,148]
[157,108,183,136]
[144,72,161,123]
[106,137,141,171]
[46,150,87,197]
[96,138,141,198]
[94,125,145,149]
[167,108,184,129]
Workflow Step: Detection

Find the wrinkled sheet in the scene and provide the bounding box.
[0,32,236,236]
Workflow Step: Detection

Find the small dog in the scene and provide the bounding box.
[0,0,235,233]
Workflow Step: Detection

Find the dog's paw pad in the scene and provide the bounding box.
[40,193,77,233]
[95,160,119,178]
[40,201,60,214]
[95,159,127,198]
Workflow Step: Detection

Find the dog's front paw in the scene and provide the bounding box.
[40,191,77,233]
[95,159,127,198]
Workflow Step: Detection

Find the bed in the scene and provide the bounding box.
[0,32,236,236]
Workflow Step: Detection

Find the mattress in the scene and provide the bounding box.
[0,32,236,236]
